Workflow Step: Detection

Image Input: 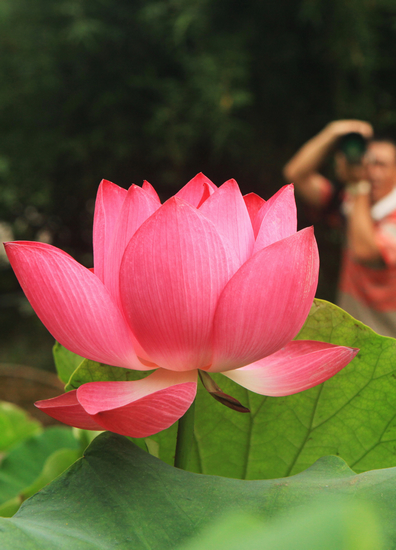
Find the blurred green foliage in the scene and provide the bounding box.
[2,0,396,368]
[1,0,396,250]
[0,399,99,518]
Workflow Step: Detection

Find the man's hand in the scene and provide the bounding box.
[334,152,368,184]
[346,184,382,264]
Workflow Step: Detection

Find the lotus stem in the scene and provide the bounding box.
[174,398,196,470]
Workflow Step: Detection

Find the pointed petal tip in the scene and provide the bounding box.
[304,225,315,235]
[3,241,14,255]
[295,225,317,247]
[5,240,47,248]
[277,182,295,195]
[222,178,239,188]
[97,178,116,192]
[4,240,29,249]
[279,182,294,192]
[194,171,214,183]
[5,240,72,263]
[142,180,161,203]
[127,183,139,191]
[35,391,104,431]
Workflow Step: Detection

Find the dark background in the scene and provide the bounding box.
[1,0,396,370]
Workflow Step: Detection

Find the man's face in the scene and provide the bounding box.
[365,142,396,203]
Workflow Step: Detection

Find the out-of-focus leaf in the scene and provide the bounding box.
[0,427,80,515]
[0,401,41,453]
[72,428,103,450]
[0,448,80,518]
[65,359,148,391]
[176,503,383,550]
[53,342,84,385]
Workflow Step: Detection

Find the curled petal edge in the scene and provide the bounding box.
[175,172,217,207]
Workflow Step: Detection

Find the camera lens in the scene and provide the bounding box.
[338,132,367,164]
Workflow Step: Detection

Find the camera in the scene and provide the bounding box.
[338,132,367,165]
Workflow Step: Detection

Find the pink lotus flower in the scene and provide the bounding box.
[4,174,358,438]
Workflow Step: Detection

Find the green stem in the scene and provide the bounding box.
[174,399,196,470]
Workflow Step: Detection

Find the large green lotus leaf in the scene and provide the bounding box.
[53,342,84,385]
[0,433,393,550]
[136,299,396,478]
[0,401,42,453]
[0,427,80,514]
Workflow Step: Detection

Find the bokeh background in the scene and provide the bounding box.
[1,0,396,374]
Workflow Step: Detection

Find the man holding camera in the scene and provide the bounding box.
[284,120,396,337]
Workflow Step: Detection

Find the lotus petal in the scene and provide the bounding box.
[93,179,127,283]
[104,184,159,305]
[35,391,103,430]
[120,198,236,371]
[253,184,297,253]
[142,180,161,204]
[5,241,144,370]
[77,369,197,437]
[209,227,319,372]
[199,179,255,266]
[223,340,359,395]
[243,192,266,229]
[176,173,217,207]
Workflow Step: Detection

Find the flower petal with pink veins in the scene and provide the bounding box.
[142,180,161,204]
[243,193,266,229]
[77,369,197,437]
[199,179,255,266]
[104,184,160,305]
[93,180,127,283]
[209,227,319,372]
[253,184,297,252]
[175,173,217,207]
[120,198,237,371]
[223,340,359,396]
[5,241,145,370]
[253,185,297,254]
[35,391,104,431]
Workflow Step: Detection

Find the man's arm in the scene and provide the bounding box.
[346,184,382,263]
[283,120,373,207]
